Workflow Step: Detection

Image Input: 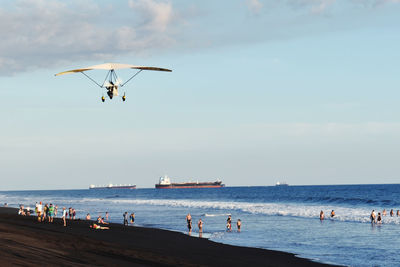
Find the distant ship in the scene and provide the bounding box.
[275,181,289,186]
[155,175,224,189]
[89,183,136,189]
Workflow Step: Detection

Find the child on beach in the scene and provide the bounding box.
[130,213,135,224]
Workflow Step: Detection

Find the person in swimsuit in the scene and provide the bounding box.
[198,219,203,233]
[237,219,241,232]
[90,223,110,230]
[105,212,109,221]
[86,213,91,220]
[382,209,387,216]
[330,210,335,218]
[397,210,400,217]
[130,213,135,224]
[320,210,325,221]
[68,207,72,220]
[72,209,76,220]
[226,215,232,231]
[370,210,376,223]
[390,209,394,217]
[186,213,192,232]
[377,212,382,224]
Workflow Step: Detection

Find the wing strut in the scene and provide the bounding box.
[81,72,103,88]
[120,70,143,87]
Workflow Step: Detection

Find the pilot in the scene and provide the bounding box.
[101,96,105,102]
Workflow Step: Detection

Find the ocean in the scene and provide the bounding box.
[1,184,400,266]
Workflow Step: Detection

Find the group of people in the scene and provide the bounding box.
[123,212,135,226]
[370,209,400,224]
[319,210,335,220]
[34,202,58,223]
[185,213,242,236]
[319,208,400,224]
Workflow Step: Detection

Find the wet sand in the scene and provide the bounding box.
[0,207,336,266]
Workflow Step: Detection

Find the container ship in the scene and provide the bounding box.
[155,175,224,189]
[89,183,136,189]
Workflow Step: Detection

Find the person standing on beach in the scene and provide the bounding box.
[106,212,109,221]
[68,207,72,220]
[48,204,54,223]
[186,213,192,233]
[130,213,135,224]
[37,202,43,222]
[123,212,129,226]
[86,213,91,220]
[198,219,203,233]
[62,207,67,227]
[54,205,58,217]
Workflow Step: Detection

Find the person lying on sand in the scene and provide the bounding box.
[90,223,109,230]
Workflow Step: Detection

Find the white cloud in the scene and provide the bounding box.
[0,0,180,75]
[246,0,264,14]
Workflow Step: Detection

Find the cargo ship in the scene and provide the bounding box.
[89,183,136,189]
[155,175,224,189]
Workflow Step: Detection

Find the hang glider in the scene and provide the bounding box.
[55,63,172,102]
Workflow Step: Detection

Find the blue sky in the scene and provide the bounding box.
[1,0,400,190]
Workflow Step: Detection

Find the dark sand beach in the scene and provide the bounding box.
[0,207,336,266]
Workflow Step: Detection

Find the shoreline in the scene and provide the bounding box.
[0,207,337,266]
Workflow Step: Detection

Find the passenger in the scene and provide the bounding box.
[186,213,192,232]
[198,219,203,233]
[370,210,376,223]
[237,219,241,232]
[62,207,67,227]
[330,210,335,218]
[382,209,387,216]
[130,213,135,224]
[377,212,382,224]
[390,209,394,217]
[123,212,129,226]
[86,213,91,220]
[320,210,324,220]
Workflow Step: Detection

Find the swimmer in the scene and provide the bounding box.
[330,210,335,218]
[237,219,241,232]
[320,210,324,221]
[382,209,387,216]
[377,212,382,224]
[370,210,376,223]
[198,219,203,233]
[390,209,394,217]
[186,213,192,232]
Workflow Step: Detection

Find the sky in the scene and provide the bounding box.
[1,0,400,190]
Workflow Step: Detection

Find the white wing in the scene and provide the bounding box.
[55,62,172,76]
